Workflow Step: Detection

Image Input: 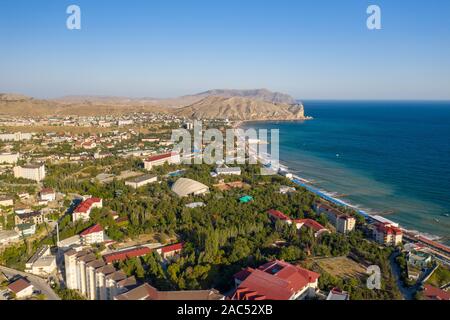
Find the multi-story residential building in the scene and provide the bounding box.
[80,224,105,245]
[373,222,403,246]
[231,260,320,300]
[72,197,103,222]
[0,132,32,142]
[15,210,46,225]
[267,209,329,237]
[13,163,46,182]
[314,202,356,234]
[64,248,136,300]
[0,152,20,164]
[144,152,180,170]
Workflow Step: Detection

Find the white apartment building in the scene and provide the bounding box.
[80,224,105,245]
[0,152,20,164]
[373,223,403,246]
[64,248,136,300]
[72,197,103,222]
[315,202,356,234]
[0,132,32,142]
[13,163,46,182]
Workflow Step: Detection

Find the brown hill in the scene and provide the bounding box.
[175,96,306,121]
[0,98,168,117]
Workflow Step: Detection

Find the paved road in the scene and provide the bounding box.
[389,253,418,300]
[0,265,60,300]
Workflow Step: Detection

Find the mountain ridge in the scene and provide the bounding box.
[0,89,308,120]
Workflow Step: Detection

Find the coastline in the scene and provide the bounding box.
[231,117,313,129]
[234,121,450,254]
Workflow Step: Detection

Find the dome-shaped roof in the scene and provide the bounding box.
[171,178,209,197]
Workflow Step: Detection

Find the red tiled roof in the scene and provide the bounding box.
[74,197,101,214]
[233,268,254,282]
[161,242,183,253]
[294,219,327,232]
[375,223,402,236]
[423,284,450,300]
[231,260,319,300]
[40,188,54,194]
[8,278,32,294]
[80,224,103,236]
[145,152,175,162]
[103,247,151,264]
[267,209,291,221]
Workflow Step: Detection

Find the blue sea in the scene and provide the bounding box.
[242,101,450,244]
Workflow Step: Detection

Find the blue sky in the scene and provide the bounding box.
[0,0,449,99]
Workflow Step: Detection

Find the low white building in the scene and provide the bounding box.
[0,152,20,164]
[39,188,56,202]
[125,174,157,189]
[15,223,36,237]
[25,245,57,277]
[215,167,242,176]
[57,234,81,251]
[8,278,34,299]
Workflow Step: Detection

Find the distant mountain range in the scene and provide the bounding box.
[0,89,308,121]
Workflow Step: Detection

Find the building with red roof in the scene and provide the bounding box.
[294,219,330,238]
[373,222,403,246]
[80,224,104,245]
[144,152,180,170]
[157,243,183,260]
[8,277,34,299]
[103,246,152,264]
[422,284,450,300]
[72,197,103,222]
[39,187,56,202]
[267,209,292,223]
[231,260,320,300]
[315,201,356,234]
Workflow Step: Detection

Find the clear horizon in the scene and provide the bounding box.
[1,0,450,100]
